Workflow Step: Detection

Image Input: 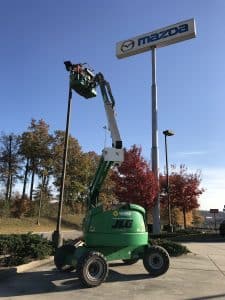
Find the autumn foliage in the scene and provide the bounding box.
[160,165,204,228]
[111,145,158,210]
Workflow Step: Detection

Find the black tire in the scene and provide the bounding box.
[122,258,139,265]
[54,244,76,272]
[143,245,170,277]
[77,251,108,288]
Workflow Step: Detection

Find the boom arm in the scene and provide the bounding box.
[95,73,122,149]
[87,73,123,209]
[64,61,124,210]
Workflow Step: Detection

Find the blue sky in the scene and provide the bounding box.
[0,0,225,211]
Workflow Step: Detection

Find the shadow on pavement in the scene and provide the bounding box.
[170,236,225,243]
[0,266,151,297]
[185,293,225,300]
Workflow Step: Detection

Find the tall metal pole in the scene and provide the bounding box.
[151,47,160,234]
[52,83,72,248]
[164,134,172,231]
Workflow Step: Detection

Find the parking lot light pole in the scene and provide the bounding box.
[163,130,174,232]
[52,82,72,248]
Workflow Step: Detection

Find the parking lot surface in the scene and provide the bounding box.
[0,242,225,300]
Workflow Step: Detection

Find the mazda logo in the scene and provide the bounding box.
[120,40,135,53]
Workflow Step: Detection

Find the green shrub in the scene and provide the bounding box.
[0,233,53,266]
[151,238,190,257]
[150,228,204,240]
[175,228,203,235]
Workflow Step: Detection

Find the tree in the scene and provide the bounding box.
[160,165,204,229]
[11,194,32,218]
[52,131,97,207]
[192,209,204,227]
[0,133,21,203]
[99,168,118,208]
[19,119,52,200]
[33,183,53,224]
[111,145,158,211]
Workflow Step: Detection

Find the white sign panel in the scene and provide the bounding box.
[116,18,196,59]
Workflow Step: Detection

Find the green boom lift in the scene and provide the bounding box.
[54,61,170,287]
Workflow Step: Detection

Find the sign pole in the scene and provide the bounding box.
[116,18,196,235]
[151,47,160,233]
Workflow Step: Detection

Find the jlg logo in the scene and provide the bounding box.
[112,219,133,229]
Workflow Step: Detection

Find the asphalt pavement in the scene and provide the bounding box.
[0,241,225,300]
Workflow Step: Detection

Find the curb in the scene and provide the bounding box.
[0,256,54,279]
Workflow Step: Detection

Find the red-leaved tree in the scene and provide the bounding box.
[160,165,204,228]
[111,145,158,211]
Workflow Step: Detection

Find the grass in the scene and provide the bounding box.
[0,214,84,234]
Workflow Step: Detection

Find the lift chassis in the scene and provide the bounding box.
[54,61,170,287]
